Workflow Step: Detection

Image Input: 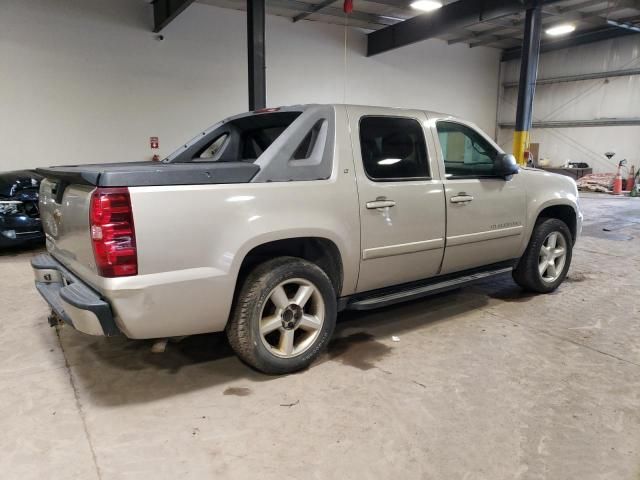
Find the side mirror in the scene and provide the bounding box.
[494,153,519,179]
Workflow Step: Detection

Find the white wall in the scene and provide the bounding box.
[497,35,640,172]
[0,0,500,171]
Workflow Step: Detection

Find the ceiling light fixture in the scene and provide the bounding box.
[410,0,443,12]
[545,24,576,36]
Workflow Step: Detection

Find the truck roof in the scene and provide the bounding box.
[269,104,456,119]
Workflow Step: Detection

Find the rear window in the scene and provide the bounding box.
[175,111,302,163]
[241,126,289,160]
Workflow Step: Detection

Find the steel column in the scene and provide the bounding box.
[513,1,542,166]
[247,0,266,110]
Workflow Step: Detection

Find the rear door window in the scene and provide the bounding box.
[359,116,429,181]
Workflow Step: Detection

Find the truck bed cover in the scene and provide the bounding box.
[36,161,260,187]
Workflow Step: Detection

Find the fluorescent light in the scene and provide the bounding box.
[546,24,575,36]
[410,0,443,12]
[378,158,402,165]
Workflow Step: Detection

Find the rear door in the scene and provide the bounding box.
[429,117,526,274]
[347,106,446,293]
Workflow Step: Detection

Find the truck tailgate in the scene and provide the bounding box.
[39,178,97,279]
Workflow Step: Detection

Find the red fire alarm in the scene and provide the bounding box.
[150,137,159,149]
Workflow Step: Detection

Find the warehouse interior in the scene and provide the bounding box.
[1,0,640,478]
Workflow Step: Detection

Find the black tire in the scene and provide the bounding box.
[513,217,573,293]
[226,256,337,374]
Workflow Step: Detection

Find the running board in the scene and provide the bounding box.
[346,267,513,311]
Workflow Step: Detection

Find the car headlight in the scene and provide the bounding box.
[0,200,23,215]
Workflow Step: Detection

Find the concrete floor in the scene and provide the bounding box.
[1,193,639,480]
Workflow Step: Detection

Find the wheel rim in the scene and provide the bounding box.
[538,231,567,283]
[258,278,325,359]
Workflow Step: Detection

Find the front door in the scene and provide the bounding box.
[347,106,446,293]
[431,118,526,274]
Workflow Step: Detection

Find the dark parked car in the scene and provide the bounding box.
[0,170,44,248]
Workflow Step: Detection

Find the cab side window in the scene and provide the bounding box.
[436,121,499,178]
[359,116,429,181]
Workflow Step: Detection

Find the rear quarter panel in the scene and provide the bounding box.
[99,109,360,339]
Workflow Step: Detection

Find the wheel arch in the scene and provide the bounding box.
[234,236,344,300]
[536,203,578,244]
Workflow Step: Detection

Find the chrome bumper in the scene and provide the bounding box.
[31,254,120,336]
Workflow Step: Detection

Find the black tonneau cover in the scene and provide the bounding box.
[36,161,260,187]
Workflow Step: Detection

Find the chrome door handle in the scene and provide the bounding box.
[450,193,474,204]
[366,199,396,209]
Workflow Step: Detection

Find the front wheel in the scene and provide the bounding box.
[513,217,573,293]
[226,256,337,374]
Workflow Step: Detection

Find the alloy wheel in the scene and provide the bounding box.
[258,278,325,358]
[538,231,567,283]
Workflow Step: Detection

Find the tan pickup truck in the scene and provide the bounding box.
[32,104,582,374]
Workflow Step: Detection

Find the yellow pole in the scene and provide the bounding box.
[512,130,529,166]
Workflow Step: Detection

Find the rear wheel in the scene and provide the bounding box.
[513,217,573,293]
[226,256,336,374]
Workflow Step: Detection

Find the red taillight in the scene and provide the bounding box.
[90,187,138,277]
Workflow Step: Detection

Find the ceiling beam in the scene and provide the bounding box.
[359,0,414,9]
[292,0,336,22]
[153,0,196,32]
[502,25,639,60]
[270,0,401,26]
[607,18,640,32]
[292,0,412,22]
[449,0,638,46]
[469,7,617,47]
[448,24,519,46]
[447,12,562,46]
[503,66,640,87]
[367,0,566,56]
[499,118,640,128]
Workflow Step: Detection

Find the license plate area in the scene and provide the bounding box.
[35,268,63,284]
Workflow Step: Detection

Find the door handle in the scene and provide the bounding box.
[366,199,396,209]
[450,193,474,204]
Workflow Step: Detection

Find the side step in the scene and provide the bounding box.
[346,267,513,311]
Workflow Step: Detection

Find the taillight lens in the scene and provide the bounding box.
[90,187,138,277]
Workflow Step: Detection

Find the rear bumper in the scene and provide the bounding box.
[31,254,119,336]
